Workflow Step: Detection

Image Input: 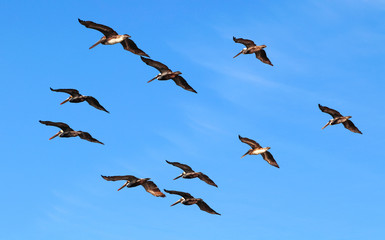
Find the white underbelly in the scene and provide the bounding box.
[105,37,124,45]
[251,148,268,155]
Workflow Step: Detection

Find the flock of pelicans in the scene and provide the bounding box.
[39,19,362,215]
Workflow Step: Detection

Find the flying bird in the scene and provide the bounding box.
[238,135,279,168]
[164,189,220,215]
[233,36,273,66]
[318,104,362,134]
[78,19,150,57]
[39,120,104,144]
[101,175,165,197]
[50,88,109,113]
[141,57,197,93]
[165,160,217,187]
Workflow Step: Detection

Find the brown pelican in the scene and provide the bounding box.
[318,104,362,134]
[39,120,104,144]
[50,88,109,113]
[165,160,217,187]
[164,189,220,215]
[233,36,273,66]
[78,19,150,57]
[238,135,279,168]
[101,175,165,197]
[141,57,197,93]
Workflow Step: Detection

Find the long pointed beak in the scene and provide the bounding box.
[233,51,243,58]
[321,121,331,130]
[89,39,102,49]
[171,198,183,206]
[240,150,250,158]
[147,76,158,83]
[117,182,129,191]
[49,131,61,140]
[60,96,71,105]
[173,174,183,180]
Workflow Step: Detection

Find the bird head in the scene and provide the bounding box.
[49,130,63,140]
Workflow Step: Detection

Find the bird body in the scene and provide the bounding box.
[164,189,220,215]
[39,120,104,144]
[318,104,362,134]
[165,160,218,187]
[101,175,165,197]
[233,36,273,66]
[50,88,109,113]
[238,135,279,168]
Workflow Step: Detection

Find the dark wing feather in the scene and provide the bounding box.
[318,104,343,118]
[164,189,193,199]
[84,96,109,113]
[233,36,256,48]
[78,19,118,37]
[39,120,73,132]
[142,181,166,197]
[141,57,171,73]
[101,175,138,182]
[342,120,362,134]
[50,88,81,97]
[255,50,273,66]
[78,131,104,144]
[238,135,262,149]
[172,76,197,93]
[197,173,218,187]
[121,39,150,57]
[261,151,279,168]
[165,160,194,172]
[197,200,221,215]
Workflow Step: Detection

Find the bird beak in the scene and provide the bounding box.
[173,174,183,180]
[171,198,183,206]
[49,131,61,140]
[60,96,71,105]
[321,121,331,130]
[117,182,129,191]
[147,76,158,83]
[89,39,103,49]
[240,150,249,158]
[233,51,243,58]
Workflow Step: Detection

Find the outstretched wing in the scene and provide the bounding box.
[39,120,73,132]
[165,160,194,173]
[50,88,80,97]
[121,38,150,57]
[172,76,197,93]
[164,189,193,199]
[238,135,262,149]
[318,104,343,118]
[141,57,171,73]
[142,181,166,197]
[85,96,109,113]
[342,120,362,134]
[78,131,104,144]
[101,175,138,182]
[197,200,221,215]
[255,50,273,66]
[197,173,218,187]
[78,19,118,37]
[261,151,279,168]
[233,36,256,48]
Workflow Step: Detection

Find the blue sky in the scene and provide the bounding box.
[1,0,385,239]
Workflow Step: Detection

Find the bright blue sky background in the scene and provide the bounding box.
[1,0,385,239]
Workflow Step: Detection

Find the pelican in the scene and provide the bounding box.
[164,189,220,215]
[78,19,150,57]
[165,160,217,187]
[238,135,279,168]
[50,88,109,113]
[233,36,273,66]
[39,120,104,144]
[318,104,362,134]
[101,175,165,197]
[141,57,197,93]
